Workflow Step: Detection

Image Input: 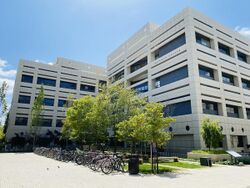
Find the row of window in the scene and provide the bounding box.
[15,117,63,127]
[202,100,250,119]
[155,65,188,88]
[196,32,249,64]
[199,64,250,88]
[164,100,192,117]
[21,75,103,92]
[18,95,68,107]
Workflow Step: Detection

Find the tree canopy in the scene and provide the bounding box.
[201,117,223,150]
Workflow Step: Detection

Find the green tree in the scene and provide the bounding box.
[30,86,44,146]
[101,84,146,152]
[62,96,96,146]
[0,126,5,142]
[143,102,175,173]
[201,117,223,150]
[0,81,8,125]
[117,113,147,153]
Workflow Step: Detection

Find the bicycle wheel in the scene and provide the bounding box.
[101,159,113,174]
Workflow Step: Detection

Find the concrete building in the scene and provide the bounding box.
[6,57,106,140]
[107,8,250,153]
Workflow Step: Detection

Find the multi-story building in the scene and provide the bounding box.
[107,8,250,153]
[6,57,106,140]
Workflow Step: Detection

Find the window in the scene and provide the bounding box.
[80,84,95,92]
[199,65,214,80]
[56,119,63,127]
[237,51,248,63]
[202,100,218,115]
[237,136,244,147]
[37,77,56,87]
[18,95,31,104]
[58,99,67,107]
[133,82,148,93]
[246,108,250,119]
[218,42,231,56]
[222,72,235,86]
[15,117,28,126]
[60,81,77,90]
[226,105,239,118]
[43,98,54,106]
[196,33,211,48]
[242,79,250,90]
[155,33,186,59]
[130,57,147,73]
[112,70,124,83]
[21,75,33,83]
[155,66,188,88]
[164,100,192,116]
[99,80,107,86]
[41,119,52,127]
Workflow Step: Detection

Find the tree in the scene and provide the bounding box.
[201,117,223,150]
[0,126,5,142]
[62,96,96,146]
[0,81,8,125]
[30,86,44,147]
[143,102,175,173]
[117,113,147,153]
[101,84,146,152]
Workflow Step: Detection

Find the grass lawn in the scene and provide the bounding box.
[160,162,205,169]
[124,163,177,174]
[191,150,227,154]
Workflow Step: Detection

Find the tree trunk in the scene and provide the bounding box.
[156,144,159,174]
[150,143,153,173]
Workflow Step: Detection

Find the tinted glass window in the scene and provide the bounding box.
[80,84,95,92]
[133,82,148,93]
[99,80,107,86]
[199,65,214,80]
[58,99,67,107]
[60,81,77,90]
[155,66,188,88]
[222,73,234,85]
[41,119,52,127]
[226,105,239,118]
[242,79,250,90]
[15,117,28,126]
[202,100,218,115]
[196,33,211,48]
[131,57,147,73]
[218,43,231,56]
[56,119,63,127]
[18,95,31,104]
[164,100,192,116]
[112,70,124,83]
[237,51,248,63]
[43,98,54,106]
[37,77,56,87]
[246,108,250,119]
[155,33,186,59]
[21,75,33,83]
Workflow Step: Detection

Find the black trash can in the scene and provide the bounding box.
[128,154,139,175]
[200,157,212,167]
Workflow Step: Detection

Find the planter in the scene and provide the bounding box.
[187,152,230,162]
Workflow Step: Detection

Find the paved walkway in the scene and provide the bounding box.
[0,153,250,188]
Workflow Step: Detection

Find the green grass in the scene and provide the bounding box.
[124,163,176,174]
[160,162,205,169]
[191,150,227,154]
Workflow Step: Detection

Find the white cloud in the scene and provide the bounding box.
[35,59,54,65]
[0,58,17,78]
[235,26,250,38]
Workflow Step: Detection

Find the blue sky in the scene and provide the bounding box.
[1,0,250,106]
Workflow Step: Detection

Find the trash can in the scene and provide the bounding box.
[128,154,139,175]
[200,157,212,167]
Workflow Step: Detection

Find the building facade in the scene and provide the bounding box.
[107,8,250,153]
[6,57,106,140]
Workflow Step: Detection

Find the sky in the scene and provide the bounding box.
[1,0,250,107]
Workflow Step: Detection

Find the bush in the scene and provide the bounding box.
[191,150,227,154]
[239,157,250,164]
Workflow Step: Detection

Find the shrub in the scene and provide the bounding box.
[239,157,250,164]
[191,150,227,154]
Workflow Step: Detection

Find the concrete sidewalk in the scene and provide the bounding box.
[0,153,249,188]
